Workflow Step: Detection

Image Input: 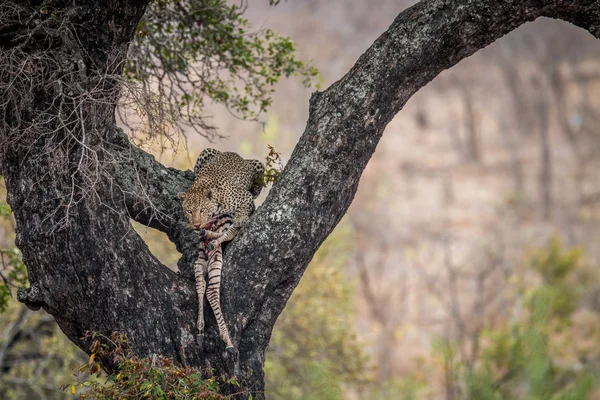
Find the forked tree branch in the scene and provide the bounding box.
[1,0,599,397]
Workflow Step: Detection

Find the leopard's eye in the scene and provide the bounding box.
[185,210,192,215]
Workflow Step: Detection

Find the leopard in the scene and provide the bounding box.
[179,149,265,352]
[178,148,265,251]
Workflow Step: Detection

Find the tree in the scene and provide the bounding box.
[1,0,599,397]
[432,237,599,400]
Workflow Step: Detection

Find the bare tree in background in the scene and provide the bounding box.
[419,231,510,400]
[353,227,410,381]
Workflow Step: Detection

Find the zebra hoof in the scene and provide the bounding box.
[226,346,235,354]
[197,228,206,236]
[207,242,215,252]
[196,334,203,347]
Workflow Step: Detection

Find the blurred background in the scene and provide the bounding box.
[2,0,600,398]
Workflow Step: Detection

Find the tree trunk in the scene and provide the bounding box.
[1,0,599,397]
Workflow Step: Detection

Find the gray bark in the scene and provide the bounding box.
[1,0,599,397]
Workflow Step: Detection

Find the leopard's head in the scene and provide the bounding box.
[178,188,218,230]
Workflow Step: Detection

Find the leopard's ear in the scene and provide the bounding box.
[205,189,213,200]
[177,192,187,200]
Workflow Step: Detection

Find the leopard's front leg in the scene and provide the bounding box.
[199,222,232,252]
[206,226,240,252]
[198,229,225,240]
[206,196,253,251]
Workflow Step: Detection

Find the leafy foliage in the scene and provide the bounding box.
[262,144,284,186]
[0,248,27,313]
[365,373,427,400]
[66,332,232,399]
[0,302,87,400]
[123,0,320,140]
[433,237,599,400]
[0,197,11,217]
[264,223,369,399]
[0,178,27,313]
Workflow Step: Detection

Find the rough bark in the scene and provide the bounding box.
[1,0,599,397]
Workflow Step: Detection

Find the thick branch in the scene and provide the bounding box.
[107,129,198,277]
[76,0,600,391]
[1,0,599,398]
[216,0,600,387]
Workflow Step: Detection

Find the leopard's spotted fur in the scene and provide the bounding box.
[179,149,265,249]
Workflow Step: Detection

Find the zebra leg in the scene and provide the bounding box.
[195,241,208,348]
[207,226,239,252]
[206,246,235,353]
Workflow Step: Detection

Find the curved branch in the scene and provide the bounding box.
[107,129,199,277]
[218,0,600,387]
[1,0,599,397]
[73,0,600,390]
